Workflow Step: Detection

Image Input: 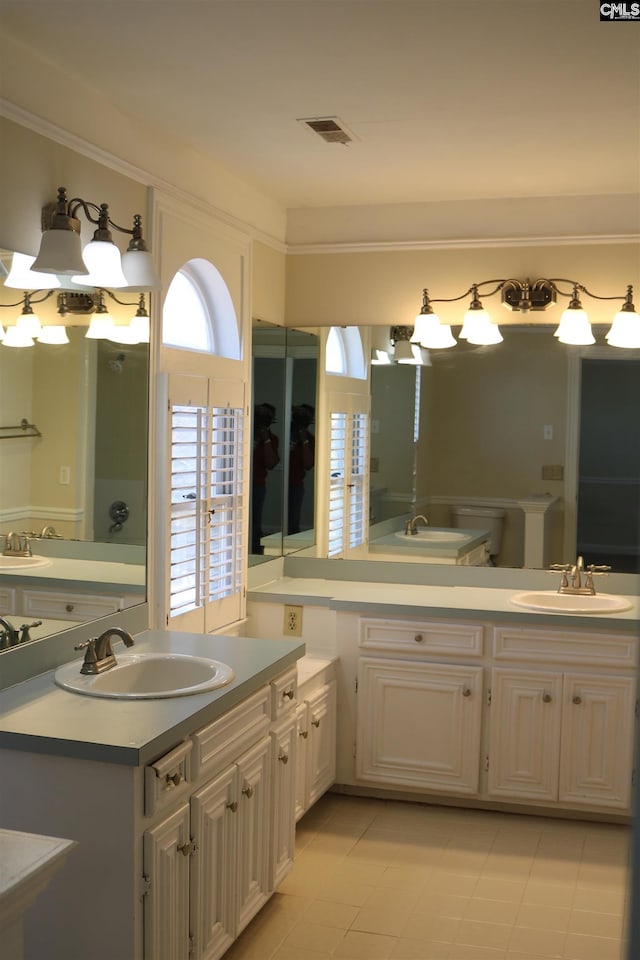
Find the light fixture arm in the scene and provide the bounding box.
[43,186,148,245]
[0,289,55,310]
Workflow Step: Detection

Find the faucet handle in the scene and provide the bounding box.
[587,564,611,574]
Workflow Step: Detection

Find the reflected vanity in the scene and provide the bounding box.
[0,250,149,651]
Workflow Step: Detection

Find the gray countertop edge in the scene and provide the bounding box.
[0,632,305,768]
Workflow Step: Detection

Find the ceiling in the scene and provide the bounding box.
[1,0,639,211]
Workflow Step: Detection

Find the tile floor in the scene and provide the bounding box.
[224,793,631,960]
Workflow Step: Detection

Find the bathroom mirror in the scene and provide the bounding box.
[358,328,639,571]
[0,250,149,645]
[250,323,318,565]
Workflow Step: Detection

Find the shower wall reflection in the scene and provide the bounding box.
[250,324,318,563]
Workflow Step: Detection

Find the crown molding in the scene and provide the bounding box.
[286,233,640,255]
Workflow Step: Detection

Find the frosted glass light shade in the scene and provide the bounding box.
[109,323,142,344]
[86,313,116,339]
[554,308,594,345]
[605,309,640,348]
[121,249,161,290]
[129,313,150,343]
[32,229,87,276]
[371,348,392,365]
[17,313,42,339]
[5,252,60,289]
[3,325,34,347]
[0,323,5,342]
[73,241,127,288]
[38,325,70,344]
[460,308,503,345]
[412,312,456,348]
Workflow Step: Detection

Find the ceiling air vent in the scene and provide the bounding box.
[298,117,354,145]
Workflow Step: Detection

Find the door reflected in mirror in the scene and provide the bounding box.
[250,324,318,564]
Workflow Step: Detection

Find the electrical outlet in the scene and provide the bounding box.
[283,604,303,637]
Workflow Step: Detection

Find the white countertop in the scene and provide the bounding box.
[0,828,76,933]
[248,576,640,630]
[0,555,145,591]
[0,630,304,766]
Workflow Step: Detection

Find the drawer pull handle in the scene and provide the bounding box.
[282,688,295,700]
[166,772,183,787]
[278,751,289,764]
[462,687,472,698]
[226,800,238,812]
[177,840,197,857]
[242,784,254,799]
[311,717,320,728]
[414,634,424,643]
[299,730,308,739]
[572,695,583,705]
[542,692,552,703]
[65,603,75,612]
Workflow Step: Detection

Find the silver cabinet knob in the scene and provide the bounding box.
[242,784,254,798]
[278,751,289,764]
[572,695,582,705]
[462,687,471,698]
[542,692,552,703]
[414,634,424,643]
[226,800,238,812]
[166,771,183,786]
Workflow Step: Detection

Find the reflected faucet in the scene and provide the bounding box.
[75,627,135,675]
[405,514,429,535]
[2,532,32,557]
[0,616,19,648]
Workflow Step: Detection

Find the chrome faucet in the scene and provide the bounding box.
[550,557,611,596]
[74,627,135,675]
[0,616,20,648]
[405,514,429,535]
[2,531,32,557]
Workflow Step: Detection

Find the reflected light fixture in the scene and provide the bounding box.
[85,290,116,339]
[414,277,639,349]
[32,186,160,290]
[5,252,60,290]
[390,326,431,365]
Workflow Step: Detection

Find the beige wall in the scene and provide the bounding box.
[252,241,286,326]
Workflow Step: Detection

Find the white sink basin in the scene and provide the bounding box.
[510,591,633,614]
[55,653,235,699]
[395,529,469,542]
[0,555,50,569]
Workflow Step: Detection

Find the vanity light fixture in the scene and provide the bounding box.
[411,289,457,348]
[413,278,639,348]
[32,186,160,290]
[0,290,55,348]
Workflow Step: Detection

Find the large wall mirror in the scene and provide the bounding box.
[250,322,318,565]
[369,328,640,571]
[0,250,148,649]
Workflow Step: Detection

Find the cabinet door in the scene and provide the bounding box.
[488,668,562,802]
[190,765,237,960]
[357,658,483,795]
[143,803,191,960]
[236,735,272,934]
[560,673,636,810]
[271,714,297,887]
[307,680,337,807]
[295,701,310,821]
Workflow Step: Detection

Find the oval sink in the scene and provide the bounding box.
[0,555,50,569]
[510,591,633,614]
[54,653,235,699]
[395,529,469,542]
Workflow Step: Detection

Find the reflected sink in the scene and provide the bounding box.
[395,529,469,542]
[55,653,235,699]
[0,555,50,569]
[510,591,633,614]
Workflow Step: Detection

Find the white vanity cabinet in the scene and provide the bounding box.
[488,626,637,811]
[143,675,298,960]
[295,661,337,821]
[356,618,484,796]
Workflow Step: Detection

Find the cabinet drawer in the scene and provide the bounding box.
[493,625,638,669]
[21,588,128,621]
[271,667,297,720]
[0,585,17,613]
[145,739,193,816]
[192,685,270,782]
[360,617,483,657]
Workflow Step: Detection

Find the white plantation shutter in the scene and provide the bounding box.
[168,378,246,632]
[349,412,369,548]
[328,412,347,557]
[327,409,369,558]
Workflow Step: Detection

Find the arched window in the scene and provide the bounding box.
[162,258,240,360]
[325,326,366,380]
